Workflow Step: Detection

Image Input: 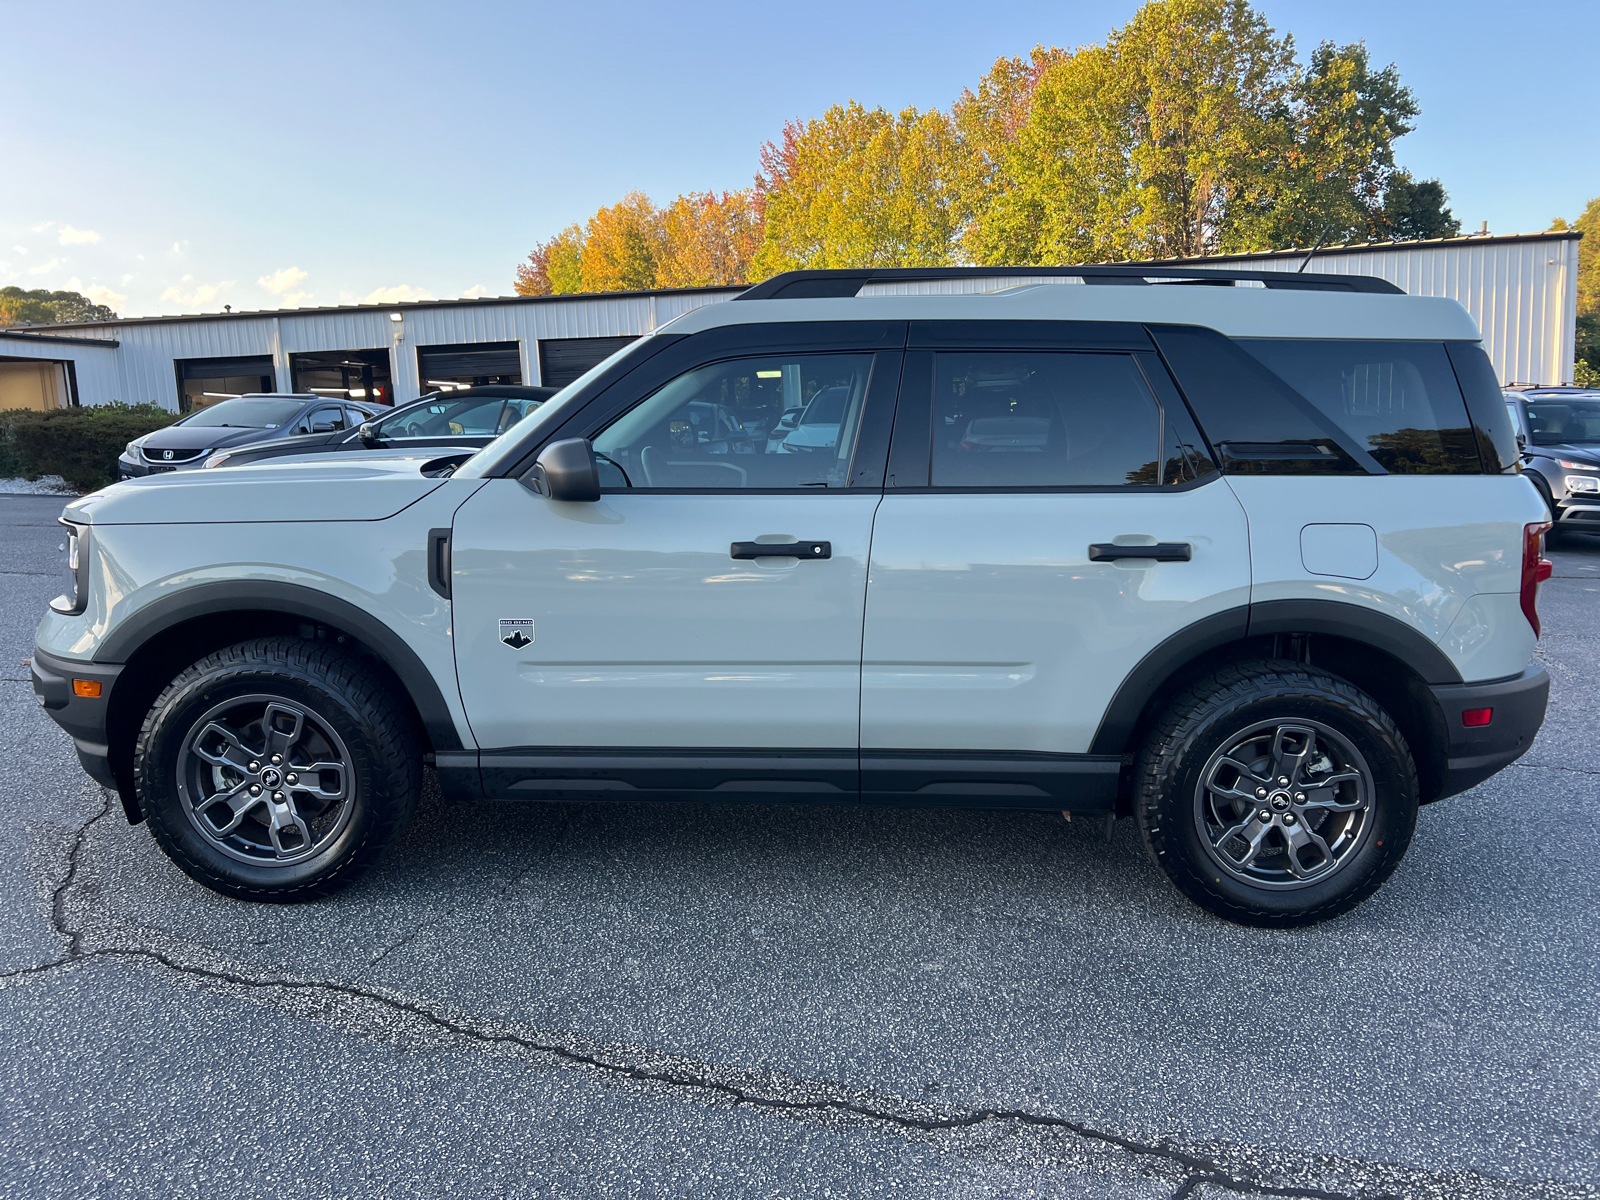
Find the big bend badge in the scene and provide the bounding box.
[498,618,534,649]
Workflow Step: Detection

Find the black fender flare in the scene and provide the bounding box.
[1088,600,1462,756]
[92,580,464,751]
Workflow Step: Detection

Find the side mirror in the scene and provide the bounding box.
[312,421,337,434]
[1516,432,1527,452]
[358,422,382,447]
[521,437,601,502]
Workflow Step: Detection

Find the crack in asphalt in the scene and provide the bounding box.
[5,794,1589,1200]
[1514,762,1600,778]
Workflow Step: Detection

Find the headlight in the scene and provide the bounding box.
[1566,474,1600,494]
[202,452,231,469]
[122,440,140,456]
[48,519,89,616]
[1557,460,1598,471]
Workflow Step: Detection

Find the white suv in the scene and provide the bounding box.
[32,267,1551,926]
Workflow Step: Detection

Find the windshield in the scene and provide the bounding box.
[183,398,305,428]
[1526,397,1600,445]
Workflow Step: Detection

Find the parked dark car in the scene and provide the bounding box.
[199,385,557,470]
[118,394,382,479]
[1504,385,1600,540]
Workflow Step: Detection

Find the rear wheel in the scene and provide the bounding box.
[134,638,421,901]
[1134,661,1418,927]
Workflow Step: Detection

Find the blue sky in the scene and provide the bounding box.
[2,0,1594,318]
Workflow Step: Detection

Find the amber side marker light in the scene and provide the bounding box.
[72,679,102,698]
[1461,708,1493,727]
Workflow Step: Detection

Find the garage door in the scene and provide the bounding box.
[538,336,639,388]
[417,341,522,390]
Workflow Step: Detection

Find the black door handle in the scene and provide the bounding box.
[1088,542,1192,562]
[731,541,831,560]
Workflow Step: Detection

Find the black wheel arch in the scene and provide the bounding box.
[97,582,462,821]
[1091,600,1460,804]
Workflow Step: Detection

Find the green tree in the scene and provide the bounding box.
[0,286,117,325]
[957,1,1434,263]
[1374,173,1461,241]
[514,224,585,295]
[752,101,971,275]
[1553,197,1599,383]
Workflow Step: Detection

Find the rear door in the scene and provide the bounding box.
[859,321,1252,809]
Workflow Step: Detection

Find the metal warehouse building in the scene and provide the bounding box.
[0,229,1581,414]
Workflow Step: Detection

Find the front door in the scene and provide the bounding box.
[450,342,903,800]
[859,334,1252,808]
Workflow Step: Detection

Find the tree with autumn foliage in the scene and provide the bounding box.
[515,191,762,295]
[752,101,972,274]
[515,0,1460,290]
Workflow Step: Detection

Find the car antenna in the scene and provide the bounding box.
[1297,228,1332,273]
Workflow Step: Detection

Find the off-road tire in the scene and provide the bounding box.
[1134,660,1418,928]
[134,638,422,901]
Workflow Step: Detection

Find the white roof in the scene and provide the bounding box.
[665,282,1482,342]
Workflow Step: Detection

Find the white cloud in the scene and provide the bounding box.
[136,254,145,262]
[360,284,434,304]
[120,274,134,284]
[258,265,308,295]
[460,284,490,299]
[11,246,26,255]
[66,278,127,311]
[160,279,235,309]
[26,257,61,276]
[31,221,54,233]
[58,226,100,246]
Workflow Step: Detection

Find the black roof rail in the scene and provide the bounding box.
[733,265,1405,301]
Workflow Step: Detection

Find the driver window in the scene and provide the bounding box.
[309,406,346,432]
[592,354,872,489]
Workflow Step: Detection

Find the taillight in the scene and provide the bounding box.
[1521,522,1553,637]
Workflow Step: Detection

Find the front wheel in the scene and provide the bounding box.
[134,638,422,901]
[1134,661,1418,927]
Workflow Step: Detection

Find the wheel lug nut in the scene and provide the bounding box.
[272,791,284,802]
[248,761,260,772]
[1277,777,1288,786]
[249,784,261,796]
[1256,788,1268,798]
[270,755,282,765]
[1284,813,1296,824]
[1294,792,1305,802]
[1259,810,1272,822]
[285,773,297,785]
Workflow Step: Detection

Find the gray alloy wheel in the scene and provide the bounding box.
[1193,718,1374,890]
[176,693,358,866]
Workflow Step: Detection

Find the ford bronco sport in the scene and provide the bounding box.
[33,266,1551,926]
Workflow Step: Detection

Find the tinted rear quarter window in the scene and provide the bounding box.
[1240,340,1481,474]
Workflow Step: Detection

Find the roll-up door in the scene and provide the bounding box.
[538,336,639,388]
[417,341,522,390]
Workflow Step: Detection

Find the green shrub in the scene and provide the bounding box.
[1,403,180,491]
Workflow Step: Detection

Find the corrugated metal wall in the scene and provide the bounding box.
[19,288,740,410]
[16,232,1583,405]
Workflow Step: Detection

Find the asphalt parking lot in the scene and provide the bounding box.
[1,492,1596,1200]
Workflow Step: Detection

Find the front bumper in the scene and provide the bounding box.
[1554,499,1600,530]
[31,646,124,793]
[1429,663,1549,800]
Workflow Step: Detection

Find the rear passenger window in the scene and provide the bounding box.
[1239,340,1481,474]
[931,352,1174,488]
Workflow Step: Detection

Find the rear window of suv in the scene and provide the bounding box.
[1239,340,1481,474]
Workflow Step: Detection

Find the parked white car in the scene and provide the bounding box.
[33,266,1550,926]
